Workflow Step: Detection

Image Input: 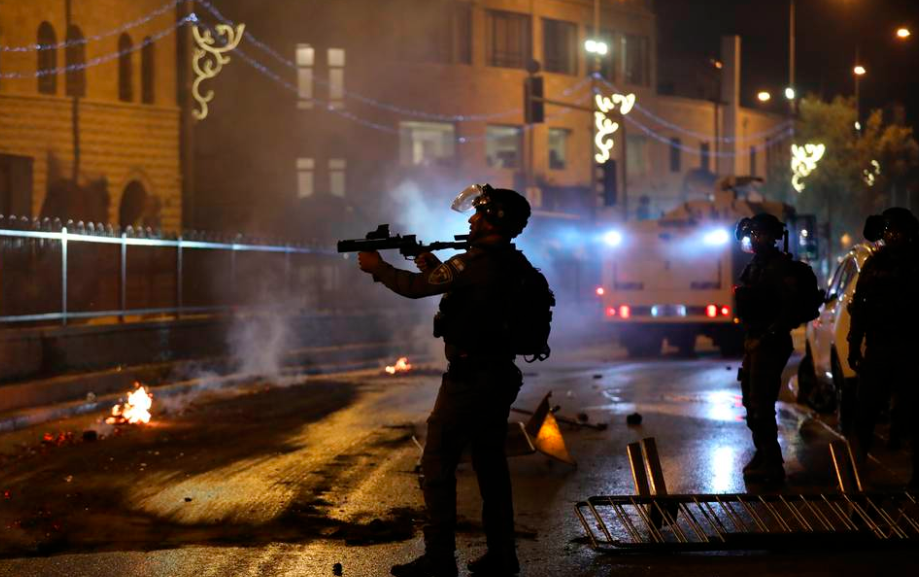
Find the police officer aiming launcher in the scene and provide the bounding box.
[734,213,821,483]
[352,184,554,577]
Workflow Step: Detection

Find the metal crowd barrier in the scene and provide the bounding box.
[0,223,338,326]
[575,438,919,551]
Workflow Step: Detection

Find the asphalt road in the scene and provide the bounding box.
[1,340,917,576]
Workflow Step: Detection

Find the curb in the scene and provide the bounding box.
[0,356,397,434]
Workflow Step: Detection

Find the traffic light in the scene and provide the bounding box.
[598,160,618,206]
[524,75,544,124]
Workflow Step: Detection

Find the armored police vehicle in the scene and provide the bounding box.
[596,177,817,357]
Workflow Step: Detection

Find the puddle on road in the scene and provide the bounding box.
[591,388,746,422]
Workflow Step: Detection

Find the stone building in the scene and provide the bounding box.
[0,0,182,230]
[191,0,789,237]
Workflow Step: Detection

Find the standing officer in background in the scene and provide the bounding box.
[357,185,540,577]
[734,213,800,483]
[847,207,919,489]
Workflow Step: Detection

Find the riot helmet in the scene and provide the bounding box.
[451,183,531,238]
[867,207,919,249]
[735,213,785,254]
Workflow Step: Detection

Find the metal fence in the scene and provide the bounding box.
[0,216,376,325]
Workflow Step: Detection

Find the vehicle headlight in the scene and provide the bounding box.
[703,228,730,246]
[603,230,623,247]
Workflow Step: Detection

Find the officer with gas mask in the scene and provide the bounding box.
[847,207,919,489]
[734,213,799,483]
[357,185,537,577]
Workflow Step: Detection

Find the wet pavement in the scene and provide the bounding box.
[1,341,917,576]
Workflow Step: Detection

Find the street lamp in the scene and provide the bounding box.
[585,39,608,56]
[784,87,796,100]
[757,91,772,103]
[896,27,911,39]
[853,64,866,128]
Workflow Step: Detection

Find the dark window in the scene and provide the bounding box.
[700,142,711,171]
[486,10,531,69]
[141,38,155,103]
[37,22,57,95]
[669,138,681,172]
[623,34,649,86]
[65,25,86,97]
[749,146,757,177]
[118,34,133,102]
[398,1,471,65]
[543,19,577,75]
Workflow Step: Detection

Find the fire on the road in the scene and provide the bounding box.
[385,357,412,375]
[106,383,153,425]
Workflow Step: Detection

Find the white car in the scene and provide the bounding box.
[798,242,876,432]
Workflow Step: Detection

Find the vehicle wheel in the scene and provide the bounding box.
[832,352,858,436]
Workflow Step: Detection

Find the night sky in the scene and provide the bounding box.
[656,0,919,127]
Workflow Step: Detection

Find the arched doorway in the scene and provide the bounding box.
[119,181,148,228]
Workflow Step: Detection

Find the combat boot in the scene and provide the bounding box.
[742,451,762,474]
[467,550,520,575]
[743,458,785,483]
[390,553,457,577]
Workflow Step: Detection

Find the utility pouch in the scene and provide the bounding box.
[737,367,744,382]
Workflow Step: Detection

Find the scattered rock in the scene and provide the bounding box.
[64,475,73,483]
[576,412,589,423]
[85,392,96,402]
[592,374,603,379]
[184,497,193,502]
[726,366,732,371]
[333,563,343,576]
[626,412,643,426]
[81,430,98,442]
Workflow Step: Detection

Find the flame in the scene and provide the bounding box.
[385,357,412,375]
[106,384,153,425]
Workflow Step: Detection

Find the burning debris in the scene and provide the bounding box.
[106,383,153,425]
[384,357,412,375]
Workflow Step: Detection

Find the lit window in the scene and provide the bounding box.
[296,158,314,198]
[626,135,648,176]
[486,125,522,169]
[548,127,570,170]
[399,121,456,166]
[296,44,314,109]
[329,158,346,197]
[328,48,345,109]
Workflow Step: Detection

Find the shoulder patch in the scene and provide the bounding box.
[428,263,454,285]
[448,256,466,272]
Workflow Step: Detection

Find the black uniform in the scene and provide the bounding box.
[736,247,798,470]
[374,242,524,559]
[847,243,919,482]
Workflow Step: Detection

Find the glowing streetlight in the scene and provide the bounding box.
[853,65,866,76]
[757,91,772,102]
[785,87,796,100]
[897,27,911,39]
[585,39,608,55]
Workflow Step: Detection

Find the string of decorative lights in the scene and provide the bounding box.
[0,0,185,52]
[0,15,193,79]
[624,113,794,158]
[195,0,591,122]
[596,75,795,143]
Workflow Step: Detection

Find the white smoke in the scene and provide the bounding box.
[227,311,293,379]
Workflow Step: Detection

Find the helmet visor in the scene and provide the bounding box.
[451,184,484,213]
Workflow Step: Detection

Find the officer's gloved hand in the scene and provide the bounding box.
[358,250,386,275]
[847,348,862,372]
[414,252,441,273]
